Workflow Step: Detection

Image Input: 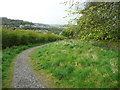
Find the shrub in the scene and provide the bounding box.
[2,28,66,49]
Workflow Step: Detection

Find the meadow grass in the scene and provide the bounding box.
[2,42,49,88]
[29,39,119,88]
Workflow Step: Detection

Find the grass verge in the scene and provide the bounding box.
[2,42,49,88]
[29,39,119,88]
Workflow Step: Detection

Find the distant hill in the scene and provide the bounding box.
[1,17,63,34]
[1,17,49,27]
[2,17,34,26]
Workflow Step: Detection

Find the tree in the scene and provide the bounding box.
[63,0,119,41]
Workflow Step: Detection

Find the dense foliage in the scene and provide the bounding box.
[61,1,119,41]
[2,28,66,49]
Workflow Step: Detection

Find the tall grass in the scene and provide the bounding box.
[30,39,119,88]
[2,28,66,49]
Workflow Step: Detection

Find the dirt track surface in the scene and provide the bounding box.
[12,44,48,88]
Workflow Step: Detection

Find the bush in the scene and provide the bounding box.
[2,28,66,49]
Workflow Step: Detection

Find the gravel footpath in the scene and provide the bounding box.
[12,44,48,88]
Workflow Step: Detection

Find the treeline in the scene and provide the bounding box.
[2,17,33,26]
[61,1,119,41]
[2,28,66,49]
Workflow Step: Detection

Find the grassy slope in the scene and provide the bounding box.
[2,42,49,88]
[94,40,120,50]
[29,39,119,88]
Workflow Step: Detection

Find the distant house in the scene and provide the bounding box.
[19,25,24,28]
[34,30,48,33]
[25,24,31,26]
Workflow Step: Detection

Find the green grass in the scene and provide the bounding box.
[2,42,49,88]
[29,39,119,88]
[95,40,120,50]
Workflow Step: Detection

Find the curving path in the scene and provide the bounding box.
[12,44,48,88]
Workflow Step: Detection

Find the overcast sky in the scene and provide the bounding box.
[0,0,72,25]
[0,0,119,25]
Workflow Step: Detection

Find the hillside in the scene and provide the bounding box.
[29,39,118,88]
[1,17,62,34]
[2,17,34,26]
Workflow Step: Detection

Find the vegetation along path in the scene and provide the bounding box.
[12,44,48,88]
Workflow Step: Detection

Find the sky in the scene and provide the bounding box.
[0,0,119,25]
[0,0,72,25]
